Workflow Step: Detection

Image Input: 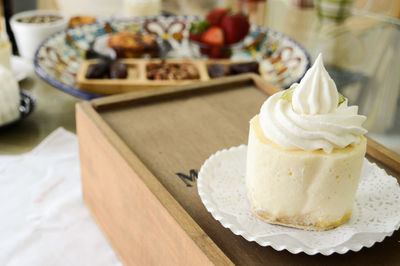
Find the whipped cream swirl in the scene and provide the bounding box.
[259,54,367,153]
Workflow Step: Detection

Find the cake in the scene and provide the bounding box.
[0,65,20,125]
[107,32,159,58]
[246,54,367,231]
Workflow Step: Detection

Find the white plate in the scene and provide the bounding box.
[11,56,33,81]
[198,145,400,255]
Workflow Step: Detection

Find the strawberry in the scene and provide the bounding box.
[206,7,229,26]
[189,33,202,42]
[221,13,250,44]
[189,20,209,42]
[201,26,224,46]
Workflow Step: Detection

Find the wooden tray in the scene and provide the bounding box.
[76,74,400,265]
[76,58,264,95]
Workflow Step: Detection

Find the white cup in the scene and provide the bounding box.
[10,10,68,60]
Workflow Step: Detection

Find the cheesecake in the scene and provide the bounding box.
[246,54,367,230]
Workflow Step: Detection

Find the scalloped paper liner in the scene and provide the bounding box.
[198,145,400,255]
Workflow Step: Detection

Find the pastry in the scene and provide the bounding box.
[246,54,367,230]
[85,59,128,79]
[68,16,96,28]
[0,65,20,125]
[146,61,199,80]
[207,62,259,78]
[107,32,159,58]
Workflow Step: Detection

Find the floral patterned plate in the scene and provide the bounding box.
[34,15,310,100]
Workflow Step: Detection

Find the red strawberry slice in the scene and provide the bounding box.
[221,13,250,44]
[189,20,209,42]
[201,26,225,46]
[206,7,229,26]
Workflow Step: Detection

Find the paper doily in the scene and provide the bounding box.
[197,145,400,255]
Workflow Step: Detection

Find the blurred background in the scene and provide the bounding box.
[1,0,399,153]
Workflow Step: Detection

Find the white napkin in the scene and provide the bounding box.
[0,128,121,266]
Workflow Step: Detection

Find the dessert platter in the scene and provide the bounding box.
[198,55,400,255]
[77,58,261,94]
[34,10,310,99]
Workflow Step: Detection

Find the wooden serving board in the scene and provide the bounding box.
[76,58,265,95]
[76,74,400,266]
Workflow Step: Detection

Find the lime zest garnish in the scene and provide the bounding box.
[338,93,346,106]
[280,84,297,103]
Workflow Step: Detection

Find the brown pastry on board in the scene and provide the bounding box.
[68,16,96,28]
[107,32,159,58]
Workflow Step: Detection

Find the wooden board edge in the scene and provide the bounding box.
[366,136,400,174]
[75,60,90,85]
[76,101,234,266]
[249,73,281,95]
[90,74,257,110]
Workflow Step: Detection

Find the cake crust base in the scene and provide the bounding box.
[251,207,352,231]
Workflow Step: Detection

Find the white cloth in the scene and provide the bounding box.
[0,128,121,266]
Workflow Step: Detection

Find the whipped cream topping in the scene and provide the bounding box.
[259,54,367,153]
[292,54,338,115]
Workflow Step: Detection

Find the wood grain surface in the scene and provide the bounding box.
[77,75,400,265]
[77,102,232,266]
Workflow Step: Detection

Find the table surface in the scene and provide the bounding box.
[0,75,79,154]
[1,0,400,158]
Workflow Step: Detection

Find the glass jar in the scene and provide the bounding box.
[236,0,267,26]
[123,0,162,17]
